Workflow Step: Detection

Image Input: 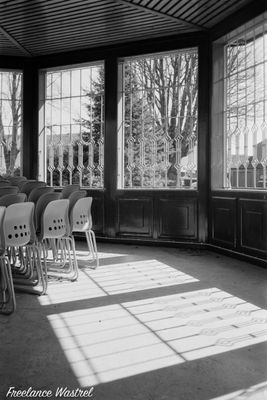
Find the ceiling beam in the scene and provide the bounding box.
[0,25,32,56]
[113,0,206,31]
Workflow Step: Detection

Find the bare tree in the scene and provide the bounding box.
[124,52,198,187]
[0,72,22,175]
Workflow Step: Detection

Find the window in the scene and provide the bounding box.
[40,63,104,187]
[224,19,267,189]
[118,49,198,189]
[0,70,22,176]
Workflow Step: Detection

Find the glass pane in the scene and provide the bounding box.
[120,49,198,189]
[61,71,70,97]
[0,71,22,176]
[71,69,80,96]
[44,63,104,187]
[225,23,267,189]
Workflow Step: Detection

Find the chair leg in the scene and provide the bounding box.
[0,257,16,315]
[12,244,48,296]
[45,237,78,282]
[85,230,99,269]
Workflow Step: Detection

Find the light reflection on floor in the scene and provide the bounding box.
[47,287,267,387]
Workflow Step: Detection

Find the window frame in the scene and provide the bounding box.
[117,48,199,191]
[38,61,105,188]
[211,13,267,191]
[0,68,23,177]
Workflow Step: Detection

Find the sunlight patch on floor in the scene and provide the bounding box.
[75,250,129,260]
[39,257,198,305]
[38,275,107,305]
[47,288,267,387]
[83,259,198,294]
[125,288,267,361]
[48,304,184,386]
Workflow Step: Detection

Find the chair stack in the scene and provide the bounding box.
[0,181,98,315]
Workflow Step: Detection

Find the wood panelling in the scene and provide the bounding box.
[240,199,267,254]
[0,0,256,57]
[118,198,153,236]
[210,192,267,261]
[91,195,104,234]
[211,197,236,248]
[158,198,197,239]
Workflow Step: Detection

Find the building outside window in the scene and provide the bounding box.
[40,62,104,188]
[224,19,267,189]
[117,48,198,189]
[0,70,22,176]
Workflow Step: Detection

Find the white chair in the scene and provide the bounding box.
[20,181,47,198]
[7,176,27,186]
[69,196,99,269]
[0,186,19,197]
[60,184,80,199]
[28,185,54,204]
[36,198,78,281]
[3,202,47,296]
[0,206,16,314]
[0,193,27,207]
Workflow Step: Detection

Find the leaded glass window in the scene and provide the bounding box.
[118,49,198,189]
[42,63,104,187]
[225,20,267,189]
[0,71,22,176]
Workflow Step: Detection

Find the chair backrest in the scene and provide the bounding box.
[8,176,27,186]
[68,190,87,215]
[0,186,19,197]
[17,179,31,190]
[3,202,35,247]
[60,184,80,199]
[0,193,27,207]
[70,196,93,232]
[20,180,47,197]
[28,186,54,204]
[0,181,14,187]
[0,206,6,255]
[35,192,61,233]
[40,199,69,240]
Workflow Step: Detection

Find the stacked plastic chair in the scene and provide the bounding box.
[7,176,27,187]
[0,186,19,197]
[3,202,47,296]
[0,193,27,207]
[28,186,54,204]
[69,195,99,269]
[0,207,16,314]
[0,181,13,187]
[60,184,80,199]
[35,192,78,281]
[20,181,47,198]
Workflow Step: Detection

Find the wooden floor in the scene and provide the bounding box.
[1,242,267,400]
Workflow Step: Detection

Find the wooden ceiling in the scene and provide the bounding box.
[0,0,257,57]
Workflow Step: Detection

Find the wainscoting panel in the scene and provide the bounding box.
[240,199,267,254]
[117,198,153,236]
[158,198,197,239]
[211,197,237,248]
[210,192,267,262]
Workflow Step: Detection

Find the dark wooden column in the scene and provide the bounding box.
[22,64,39,179]
[103,57,118,237]
[197,39,211,243]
